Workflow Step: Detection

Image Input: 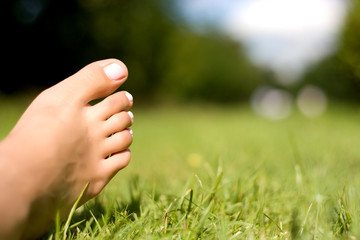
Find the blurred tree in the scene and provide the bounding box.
[301,54,360,102]
[77,0,176,99]
[301,0,360,102]
[339,0,360,79]
[74,0,266,102]
[1,0,266,103]
[158,29,263,102]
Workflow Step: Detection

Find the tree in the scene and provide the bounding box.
[301,0,360,102]
[339,0,360,79]
[1,0,266,103]
[158,30,264,102]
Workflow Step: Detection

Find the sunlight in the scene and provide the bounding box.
[177,0,348,83]
[223,0,348,82]
[227,0,345,36]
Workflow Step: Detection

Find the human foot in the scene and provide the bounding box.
[0,59,133,239]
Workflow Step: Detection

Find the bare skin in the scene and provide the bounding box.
[0,59,133,239]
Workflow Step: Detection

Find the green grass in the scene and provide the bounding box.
[2,93,360,239]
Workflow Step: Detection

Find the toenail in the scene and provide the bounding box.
[128,128,133,137]
[125,92,133,102]
[104,63,126,80]
[128,111,134,121]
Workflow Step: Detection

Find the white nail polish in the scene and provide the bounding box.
[128,111,134,121]
[125,92,133,102]
[104,63,126,80]
[128,128,133,137]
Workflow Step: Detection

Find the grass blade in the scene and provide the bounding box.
[62,182,89,240]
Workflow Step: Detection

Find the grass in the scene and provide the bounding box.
[2,93,360,239]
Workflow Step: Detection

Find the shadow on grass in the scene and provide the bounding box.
[40,175,149,239]
[72,175,146,234]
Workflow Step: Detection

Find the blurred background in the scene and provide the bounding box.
[1,0,360,118]
[3,1,360,235]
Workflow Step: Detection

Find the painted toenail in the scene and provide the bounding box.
[125,92,133,102]
[128,128,133,137]
[128,111,134,121]
[104,63,126,80]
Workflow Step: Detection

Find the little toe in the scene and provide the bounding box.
[103,129,133,158]
[54,59,128,104]
[103,111,134,137]
[91,91,133,120]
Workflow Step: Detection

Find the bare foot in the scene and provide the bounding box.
[0,59,134,239]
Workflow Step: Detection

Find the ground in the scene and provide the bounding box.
[1,93,360,239]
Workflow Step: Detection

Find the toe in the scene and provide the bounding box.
[56,59,128,104]
[103,111,133,137]
[91,91,133,120]
[101,149,131,178]
[102,129,133,158]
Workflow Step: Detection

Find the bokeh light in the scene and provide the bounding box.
[251,86,293,120]
[297,85,328,118]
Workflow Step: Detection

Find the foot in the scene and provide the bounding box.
[0,59,134,239]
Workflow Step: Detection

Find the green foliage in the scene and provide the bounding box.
[301,0,360,102]
[6,0,267,101]
[339,0,360,79]
[159,31,263,102]
[301,54,360,102]
[67,0,265,102]
[76,0,175,96]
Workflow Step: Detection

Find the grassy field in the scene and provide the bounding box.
[1,93,360,239]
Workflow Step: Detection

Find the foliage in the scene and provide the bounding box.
[158,30,263,102]
[301,0,360,102]
[76,0,266,102]
[1,0,266,103]
[339,0,360,79]
[301,54,360,102]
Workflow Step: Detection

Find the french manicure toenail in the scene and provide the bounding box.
[125,92,133,102]
[128,111,134,121]
[104,63,126,80]
[128,128,133,136]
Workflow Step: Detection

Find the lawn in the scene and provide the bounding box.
[1,93,360,239]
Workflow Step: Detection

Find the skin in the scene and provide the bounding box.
[0,59,133,239]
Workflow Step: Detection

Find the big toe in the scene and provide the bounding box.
[56,59,128,104]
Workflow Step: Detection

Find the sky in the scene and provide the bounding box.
[175,0,349,84]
